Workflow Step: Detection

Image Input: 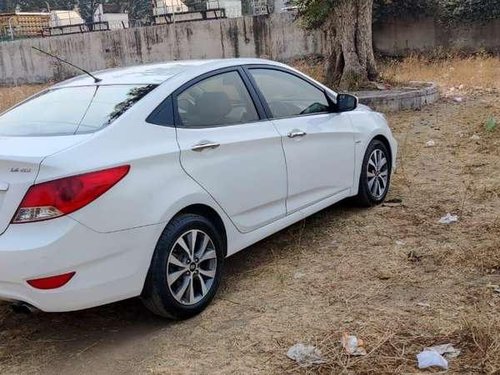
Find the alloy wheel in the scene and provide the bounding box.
[367,149,389,199]
[166,229,217,305]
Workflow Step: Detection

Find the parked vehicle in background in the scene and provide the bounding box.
[0,58,397,319]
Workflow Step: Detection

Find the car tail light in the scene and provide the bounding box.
[12,165,130,224]
[27,272,75,290]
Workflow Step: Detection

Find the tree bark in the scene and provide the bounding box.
[325,0,378,90]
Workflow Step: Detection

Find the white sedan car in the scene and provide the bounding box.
[0,59,396,319]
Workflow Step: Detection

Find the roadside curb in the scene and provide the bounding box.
[354,82,439,112]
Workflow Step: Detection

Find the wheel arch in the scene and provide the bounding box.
[372,134,393,167]
[141,202,229,298]
[351,132,394,197]
[175,204,228,257]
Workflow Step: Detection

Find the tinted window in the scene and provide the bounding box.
[147,96,174,126]
[0,84,156,136]
[249,69,329,118]
[177,71,259,127]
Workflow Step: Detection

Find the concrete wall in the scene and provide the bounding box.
[374,17,500,57]
[0,13,325,85]
[0,13,498,85]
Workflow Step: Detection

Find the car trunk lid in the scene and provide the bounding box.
[0,135,92,235]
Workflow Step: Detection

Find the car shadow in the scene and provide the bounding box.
[0,199,364,371]
[221,199,363,281]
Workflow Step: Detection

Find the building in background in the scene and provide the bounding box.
[49,10,85,27]
[1,0,288,40]
[0,9,89,39]
[93,4,129,30]
[273,0,296,13]
[47,10,86,35]
[153,0,227,24]
[209,0,241,18]
[248,0,268,15]
[154,0,189,16]
[0,11,50,39]
[241,0,278,16]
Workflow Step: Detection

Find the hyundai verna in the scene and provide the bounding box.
[0,59,397,319]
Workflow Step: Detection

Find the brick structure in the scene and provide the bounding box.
[0,12,50,38]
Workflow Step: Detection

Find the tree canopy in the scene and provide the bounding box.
[1,0,151,21]
[7,0,75,12]
[374,0,500,23]
[437,0,500,24]
[298,0,500,28]
[7,0,499,23]
[296,0,500,90]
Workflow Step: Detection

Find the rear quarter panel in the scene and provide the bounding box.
[36,108,231,235]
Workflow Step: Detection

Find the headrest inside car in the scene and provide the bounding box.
[194,92,232,126]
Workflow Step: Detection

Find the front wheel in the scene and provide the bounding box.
[355,139,392,206]
[142,214,224,319]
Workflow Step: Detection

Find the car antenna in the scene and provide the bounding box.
[32,46,102,83]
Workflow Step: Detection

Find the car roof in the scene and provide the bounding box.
[55,58,285,87]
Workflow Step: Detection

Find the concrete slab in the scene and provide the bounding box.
[354,82,439,112]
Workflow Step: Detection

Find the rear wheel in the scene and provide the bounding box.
[142,214,224,319]
[355,139,391,206]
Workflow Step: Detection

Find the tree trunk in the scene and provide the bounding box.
[325,0,378,90]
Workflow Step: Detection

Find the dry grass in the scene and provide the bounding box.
[280,55,500,375]
[0,58,498,375]
[291,54,500,94]
[380,54,500,92]
[0,85,49,113]
[291,56,326,84]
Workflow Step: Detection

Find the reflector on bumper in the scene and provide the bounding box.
[27,272,75,290]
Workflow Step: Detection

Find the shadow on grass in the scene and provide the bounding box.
[0,199,365,365]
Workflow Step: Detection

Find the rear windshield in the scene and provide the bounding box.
[0,84,157,136]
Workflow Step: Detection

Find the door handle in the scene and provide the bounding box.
[0,182,9,191]
[191,141,221,152]
[288,130,307,138]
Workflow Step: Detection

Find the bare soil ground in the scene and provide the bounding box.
[0,58,498,375]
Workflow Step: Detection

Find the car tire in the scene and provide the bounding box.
[142,214,225,320]
[355,139,392,207]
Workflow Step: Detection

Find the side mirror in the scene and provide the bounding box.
[336,93,358,112]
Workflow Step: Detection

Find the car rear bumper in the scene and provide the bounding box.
[0,217,162,312]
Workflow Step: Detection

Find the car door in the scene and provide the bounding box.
[173,68,287,233]
[246,67,355,214]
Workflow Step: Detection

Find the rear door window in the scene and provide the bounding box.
[0,84,156,136]
[176,71,259,128]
